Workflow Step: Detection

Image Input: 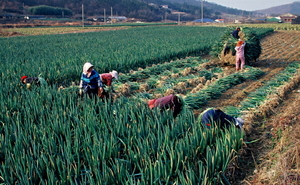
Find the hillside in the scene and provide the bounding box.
[255,1,300,15]
[1,0,255,22]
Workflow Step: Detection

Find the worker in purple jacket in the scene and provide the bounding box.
[200,108,244,129]
[148,94,183,118]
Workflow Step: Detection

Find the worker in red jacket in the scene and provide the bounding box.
[148,94,183,118]
[100,70,118,93]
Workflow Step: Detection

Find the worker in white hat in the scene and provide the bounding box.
[100,70,119,93]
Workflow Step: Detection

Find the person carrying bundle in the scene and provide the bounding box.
[231,27,241,39]
[200,108,244,129]
[79,62,105,99]
[20,75,48,89]
[100,70,118,93]
[147,94,183,118]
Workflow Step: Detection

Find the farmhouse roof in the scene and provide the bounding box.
[279,13,297,18]
[193,18,215,23]
[266,17,281,22]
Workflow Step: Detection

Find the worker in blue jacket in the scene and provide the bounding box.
[79,62,104,98]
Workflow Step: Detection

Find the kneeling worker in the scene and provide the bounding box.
[148,94,183,118]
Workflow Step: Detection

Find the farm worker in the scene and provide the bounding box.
[199,108,244,129]
[79,62,104,98]
[231,27,241,39]
[148,94,183,118]
[235,40,246,71]
[20,75,48,89]
[100,70,119,93]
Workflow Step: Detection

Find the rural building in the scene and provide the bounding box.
[193,18,215,23]
[92,16,111,22]
[279,13,297,23]
[292,16,300,24]
[215,19,224,23]
[109,16,127,22]
[24,15,46,20]
[0,14,14,19]
[266,17,281,23]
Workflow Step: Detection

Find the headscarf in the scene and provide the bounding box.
[234,117,244,129]
[21,76,28,81]
[148,99,156,109]
[236,40,244,46]
[83,62,94,77]
[110,70,119,80]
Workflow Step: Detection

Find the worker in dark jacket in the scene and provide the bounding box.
[200,108,244,129]
[21,75,47,89]
[231,27,241,39]
[148,94,183,118]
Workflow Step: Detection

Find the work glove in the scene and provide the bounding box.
[26,83,31,89]
[79,89,83,96]
[98,87,104,97]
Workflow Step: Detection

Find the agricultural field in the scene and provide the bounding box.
[0,25,300,184]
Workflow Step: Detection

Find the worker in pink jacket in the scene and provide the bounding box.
[148,94,183,118]
[235,40,246,71]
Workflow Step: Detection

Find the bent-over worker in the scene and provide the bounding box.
[200,108,244,129]
[21,75,47,89]
[100,70,118,93]
[148,94,183,118]
[231,27,241,39]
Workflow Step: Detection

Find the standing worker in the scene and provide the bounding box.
[100,70,118,93]
[79,62,104,98]
[200,108,244,129]
[20,75,47,89]
[231,27,241,39]
[148,94,183,118]
[235,40,246,71]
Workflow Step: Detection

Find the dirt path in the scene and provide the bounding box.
[202,30,300,184]
[202,31,300,112]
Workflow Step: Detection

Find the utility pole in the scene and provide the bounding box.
[201,0,204,23]
[165,12,167,23]
[178,13,181,25]
[104,8,106,25]
[82,4,84,28]
[111,7,113,25]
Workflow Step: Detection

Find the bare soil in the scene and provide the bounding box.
[202,30,300,184]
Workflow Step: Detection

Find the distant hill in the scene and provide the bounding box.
[0,0,258,22]
[153,0,253,16]
[255,1,300,15]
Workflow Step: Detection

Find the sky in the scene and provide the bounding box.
[206,0,297,11]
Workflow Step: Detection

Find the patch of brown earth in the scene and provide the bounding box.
[201,30,300,184]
